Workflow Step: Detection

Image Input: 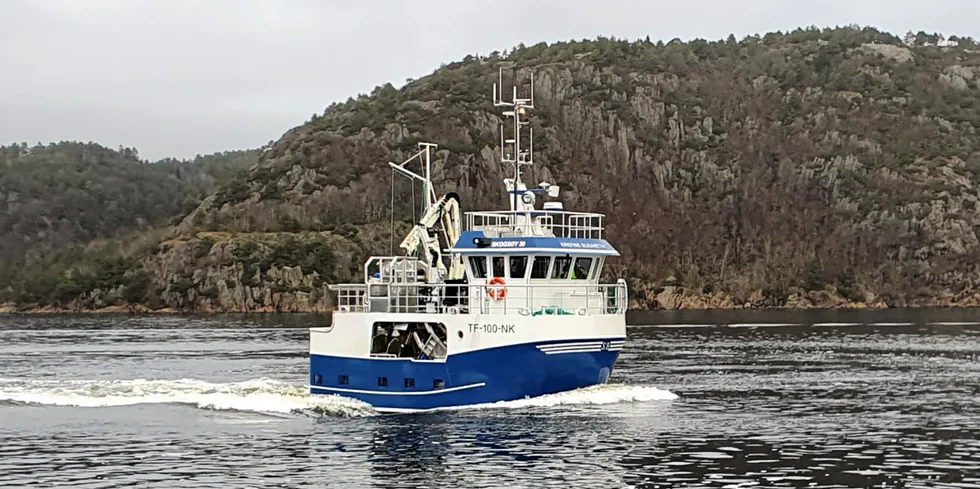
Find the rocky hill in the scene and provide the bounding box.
[7,26,980,312]
[0,143,258,307]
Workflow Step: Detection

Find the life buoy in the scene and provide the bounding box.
[486,276,506,300]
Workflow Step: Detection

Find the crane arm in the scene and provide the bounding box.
[399,193,464,282]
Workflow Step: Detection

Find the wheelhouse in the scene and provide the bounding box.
[451,225,621,316]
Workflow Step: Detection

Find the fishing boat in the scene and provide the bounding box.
[308,69,628,413]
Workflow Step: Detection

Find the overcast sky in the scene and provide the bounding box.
[0,0,976,161]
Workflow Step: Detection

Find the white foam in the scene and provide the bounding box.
[727,323,799,328]
[649,323,716,328]
[0,378,676,416]
[0,377,375,417]
[433,383,679,412]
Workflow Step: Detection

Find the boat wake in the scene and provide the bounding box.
[0,377,677,417]
[445,384,679,413]
[0,377,375,418]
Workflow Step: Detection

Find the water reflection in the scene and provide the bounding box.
[2,313,980,488]
[313,409,645,488]
[365,414,453,487]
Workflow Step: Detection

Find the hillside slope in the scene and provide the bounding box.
[0,143,258,306]
[0,142,256,261]
[8,27,980,312]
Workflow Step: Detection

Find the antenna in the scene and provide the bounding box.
[492,67,535,212]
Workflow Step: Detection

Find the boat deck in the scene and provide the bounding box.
[331,280,628,316]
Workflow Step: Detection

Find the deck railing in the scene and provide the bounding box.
[332,284,369,312]
[329,280,628,316]
[465,210,604,240]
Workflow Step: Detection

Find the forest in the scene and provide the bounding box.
[4,26,980,312]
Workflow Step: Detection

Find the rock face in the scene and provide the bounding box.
[124,229,394,313]
[145,234,333,312]
[9,27,980,312]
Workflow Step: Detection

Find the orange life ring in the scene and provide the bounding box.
[486,276,506,300]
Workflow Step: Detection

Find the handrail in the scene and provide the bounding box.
[465,210,605,240]
[466,210,606,218]
[330,280,627,316]
[361,256,426,284]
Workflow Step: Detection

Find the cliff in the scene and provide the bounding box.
[7,27,980,312]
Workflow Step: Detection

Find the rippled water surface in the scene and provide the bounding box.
[2,312,980,488]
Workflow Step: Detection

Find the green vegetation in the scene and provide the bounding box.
[0,143,257,307]
[0,142,257,263]
[6,26,980,311]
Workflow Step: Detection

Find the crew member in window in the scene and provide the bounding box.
[386,330,403,356]
[492,257,505,277]
[400,326,421,359]
[372,325,388,354]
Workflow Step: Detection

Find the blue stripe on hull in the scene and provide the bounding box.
[308,339,623,411]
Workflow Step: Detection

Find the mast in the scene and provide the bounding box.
[420,141,437,213]
[493,68,535,212]
[389,142,439,213]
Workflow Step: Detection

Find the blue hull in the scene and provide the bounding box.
[308,338,624,412]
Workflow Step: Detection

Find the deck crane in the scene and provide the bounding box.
[398,191,464,283]
[388,143,465,284]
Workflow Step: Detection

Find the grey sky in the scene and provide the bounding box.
[1,0,976,161]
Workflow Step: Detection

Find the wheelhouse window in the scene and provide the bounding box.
[530,256,551,279]
[551,256,573,279]
[509,256,528,279]
[491,256,506,278]
[469,256,487,279]
[571,257,593,280]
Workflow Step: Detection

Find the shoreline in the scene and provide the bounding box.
[4,284,980,314]
[3,301,980,315]
[0,304,336,315]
